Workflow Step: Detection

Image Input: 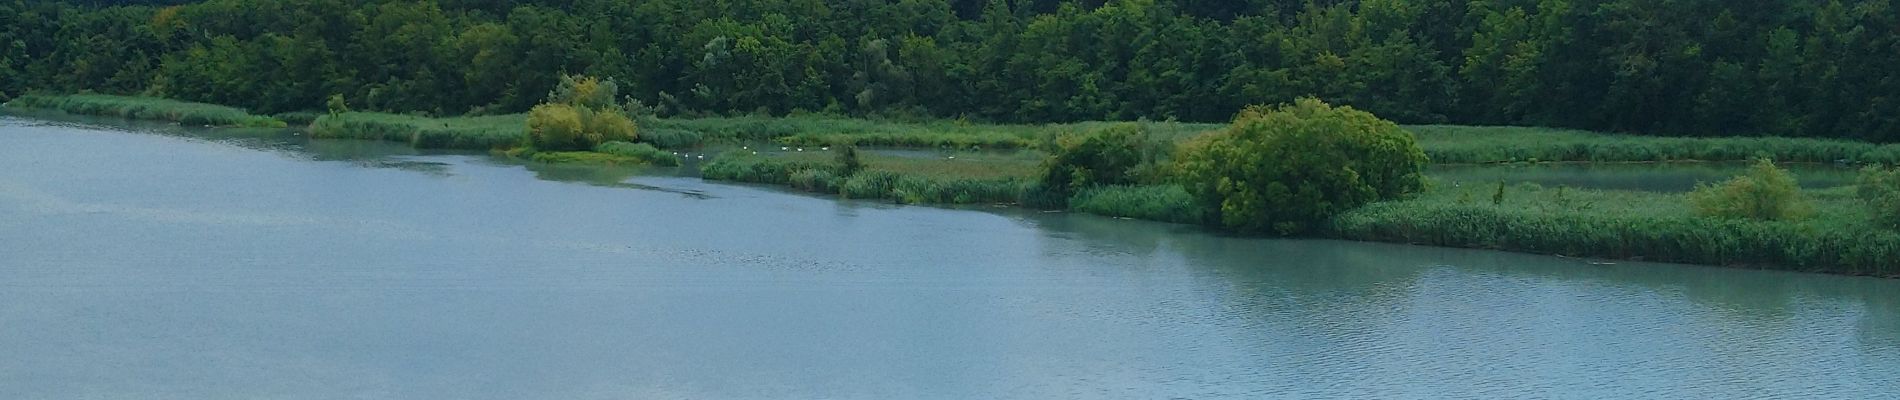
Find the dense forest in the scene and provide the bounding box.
[1,0,1896,140]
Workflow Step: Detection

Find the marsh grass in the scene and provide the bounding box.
[1329,182,1900,276]
[1069,185,1202,224]
[309,112,525,150]
[594,141,679,166]
[1411,125,1900,164]
[6,94,285,128]
[642,115,1222,150]
[702,150,1036,204]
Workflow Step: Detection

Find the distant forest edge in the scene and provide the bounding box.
[1,0,1896,141]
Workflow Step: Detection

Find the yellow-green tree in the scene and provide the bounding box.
[526,74,637,151]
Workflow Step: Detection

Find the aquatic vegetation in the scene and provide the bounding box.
[1858,166,1900,229]
[1069,185,1202,224]
[1688,160,1811,221]
[1033,123,1161,206]
[5,94,285,128]
[594,141,678,167]
[703,150,1033,205]
[1177,99,1428,235]
[1330,183,1900,277]
[1413,125,1900,164]
[309,112,526,150]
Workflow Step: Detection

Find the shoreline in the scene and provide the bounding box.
[7,95,1896,278]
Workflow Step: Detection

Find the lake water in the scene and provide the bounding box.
[3,113,1897,399]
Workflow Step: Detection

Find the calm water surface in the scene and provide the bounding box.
[2,113,1897,399]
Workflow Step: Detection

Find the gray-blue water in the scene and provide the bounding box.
[3,113,1897,399]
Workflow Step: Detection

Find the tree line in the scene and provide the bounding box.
[2,0,1896,141]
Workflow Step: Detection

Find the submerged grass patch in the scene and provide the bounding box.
[1328,182,1900,277]
[1069,184,1202,224]
[701,150,1035,204]
[1411,125,1900,164]
[4,94,285,128]
[310,112,525,150]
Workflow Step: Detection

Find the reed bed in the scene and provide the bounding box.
[1328,182,1900,277]
[5,94,285,127]
[1411,125,1900,164]
[309,112,525,150]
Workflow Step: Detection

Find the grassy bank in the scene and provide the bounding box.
[1413,125,1900,164]
[701,150,1038,204]
[1329,182,1899,277]
[644,115,1219,149]
[309,112,525,150]
[3,94,285,128]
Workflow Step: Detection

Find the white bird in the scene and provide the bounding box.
[821,146,830,151]
[796,148,804,152]
[947,156,957,159]
[697,155,705,159]
[781,146,789,151]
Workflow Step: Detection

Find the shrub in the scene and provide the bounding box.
[1035,123,1154,204]
[835,144,864,176]
[528,74,639,151]
[582,109,639,145]
[1175,98,1427,235]
[527,103,586,150]
[1688,159,1811,221]
[840,170,900,199]
[1857,166,1900,229]
[789,168,841,193]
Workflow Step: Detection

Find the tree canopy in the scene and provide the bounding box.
[4,0,1897,141]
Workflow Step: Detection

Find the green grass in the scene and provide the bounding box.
[1328,182,1900,277]
[1069,184,1203,224]
[593,141,679,166]
[309,112,526,150]
[701,150,1035,204]
[3,94,285,128]
[643,115,1221,149]
[1410,125,1900,164]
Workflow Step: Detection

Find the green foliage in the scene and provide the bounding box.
[704,150,1032,205]
[834,144,863,176]
[527,75,638,151]
[1413,126,1900,164]
[6,94,284,128]
[1332,183,1899,277]
[594,141,679,167]
[1069,185,1202,224]
[1856,166,1900,229]
[1034,124,1157,205]
[1688,159,1812,221]
[308,112,524,150]
[8,0,1900,142]
[326,94,349,115]
[1177,99,1428,235]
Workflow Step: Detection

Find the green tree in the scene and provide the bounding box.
[1176,98,1427,235]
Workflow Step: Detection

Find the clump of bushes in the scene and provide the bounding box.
[1688,159,1811,221]
[1039,124,1148,194]
[1176,98,1428,235]
[527,75,638,151]
[1857,165,1900,229]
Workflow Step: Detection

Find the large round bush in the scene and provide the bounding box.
[1176,98,1427,235]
